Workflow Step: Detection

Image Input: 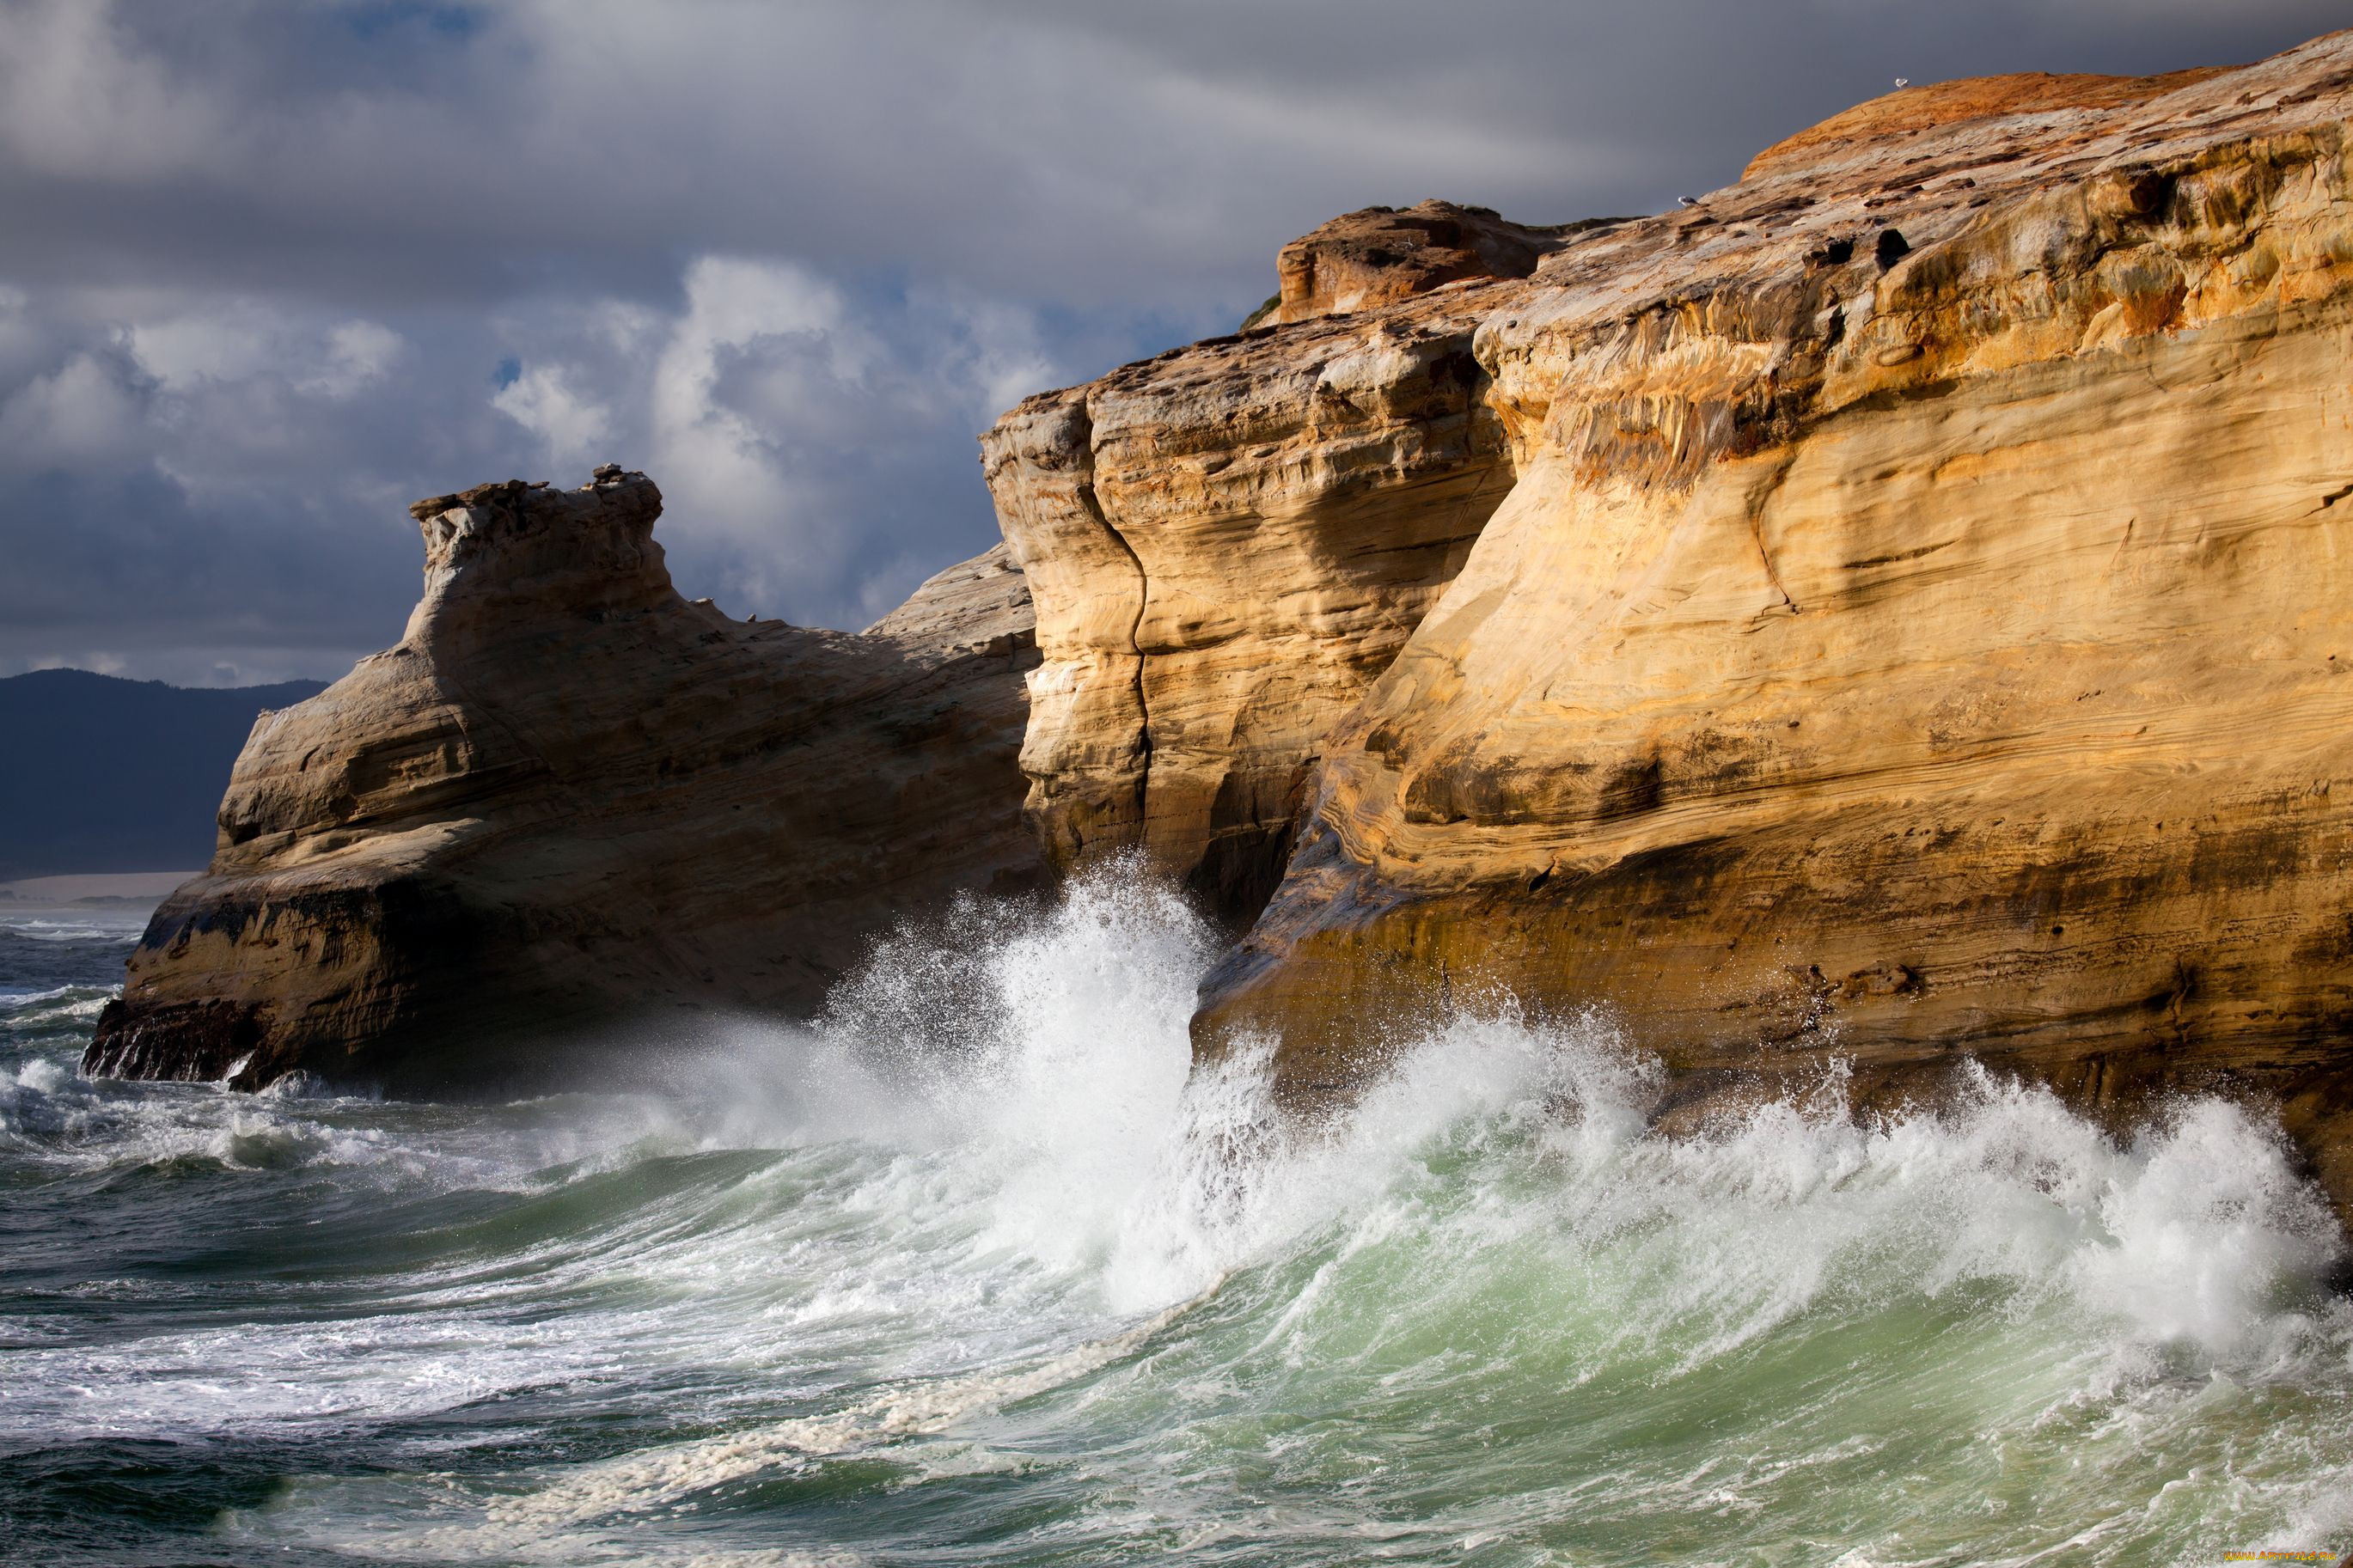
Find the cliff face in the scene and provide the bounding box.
[1176,35,2353,1210]
[986,284,1538,916]
[86,472,1040,1094]
[986,198,1659,918]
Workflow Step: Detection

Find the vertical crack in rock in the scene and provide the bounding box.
[983,245,1541,919]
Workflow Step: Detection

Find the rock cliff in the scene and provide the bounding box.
[1259,199,1622,326]
[986,198,1663,918]
[85,471,1039,1094]
[1186,34,2353,1214]
[985,265,1556,917]
[87,28,2353,1223]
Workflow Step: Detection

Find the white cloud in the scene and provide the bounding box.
[302,320,404,400]
[493,363,614,471]
[0,0,238,185]
[647,257,859,554]
[125,305,403,408]
[125,303,279,390]
[482,253,1070,615]
[0,351,146,471]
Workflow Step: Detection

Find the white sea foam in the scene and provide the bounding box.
[0,984,113,1023]
[479,1290,1210,1537]
[9,863,2346,1565]
[0,914,146,943]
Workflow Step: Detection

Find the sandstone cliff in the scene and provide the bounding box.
[986,197,1671,918]
[85,472,1039,1094]
[1183,34,2353,1213]
[87,29,2353,1224]
[987,195,1668,918]
[1259,200,1621,326]
[987,273,1542,916]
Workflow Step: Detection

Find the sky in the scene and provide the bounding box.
[1,0,2343,686]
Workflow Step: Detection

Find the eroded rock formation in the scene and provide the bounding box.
[985,196,1675,917]
[1260,199,1622,326]
[1189,34,2353,1214]
[86,471,1039,1094]
[87,27,2353,1223]
[985,272,1541,916]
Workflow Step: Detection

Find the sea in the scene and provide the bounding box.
[3,871,2350,1566]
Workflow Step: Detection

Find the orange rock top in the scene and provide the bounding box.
[1744,66,2235,179]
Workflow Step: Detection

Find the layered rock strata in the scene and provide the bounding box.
[987,293,1531,914]
[985,200,1660,918]
[1188,34,2353,1214]
[1260,199,1621,326]
[86,473,1039,1094]
[987,198,1661,918]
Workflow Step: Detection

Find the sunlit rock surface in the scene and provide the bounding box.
[85,473,1040,1094]
[1262,199,1623,326]
[1175,35,2353,1215]
[984,272,1546,917]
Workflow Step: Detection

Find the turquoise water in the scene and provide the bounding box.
[3,876,2350,1566]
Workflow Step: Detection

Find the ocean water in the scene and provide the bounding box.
[3,874,2350,1567]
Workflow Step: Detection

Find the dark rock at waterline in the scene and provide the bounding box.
[85,470,1042,1095]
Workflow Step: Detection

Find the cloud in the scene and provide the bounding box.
[650,257,856,552]
[305,320,405,399]
[492,363,611,472]
[0,249,1085,685]
[0,349,146,469]
[0,0,237,186]
[493,255,1074,626]
[0,0,2345,682]
[124,304,402,401]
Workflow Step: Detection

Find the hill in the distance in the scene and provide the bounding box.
[0,668,329,882]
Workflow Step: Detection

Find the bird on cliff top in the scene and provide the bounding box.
[1894,76,1910,88]
[1678,196,1699,207]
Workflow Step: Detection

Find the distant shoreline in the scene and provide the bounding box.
[0,872,196,906]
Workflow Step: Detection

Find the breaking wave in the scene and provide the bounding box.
[3,867,2349,1565]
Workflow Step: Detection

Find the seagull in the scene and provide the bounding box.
[1678,196,1700,207]
[1894,76,1910,88]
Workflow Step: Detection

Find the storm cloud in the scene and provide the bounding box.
[1,0,2342,683]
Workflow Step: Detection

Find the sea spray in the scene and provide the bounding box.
[3,872,2350,1566]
